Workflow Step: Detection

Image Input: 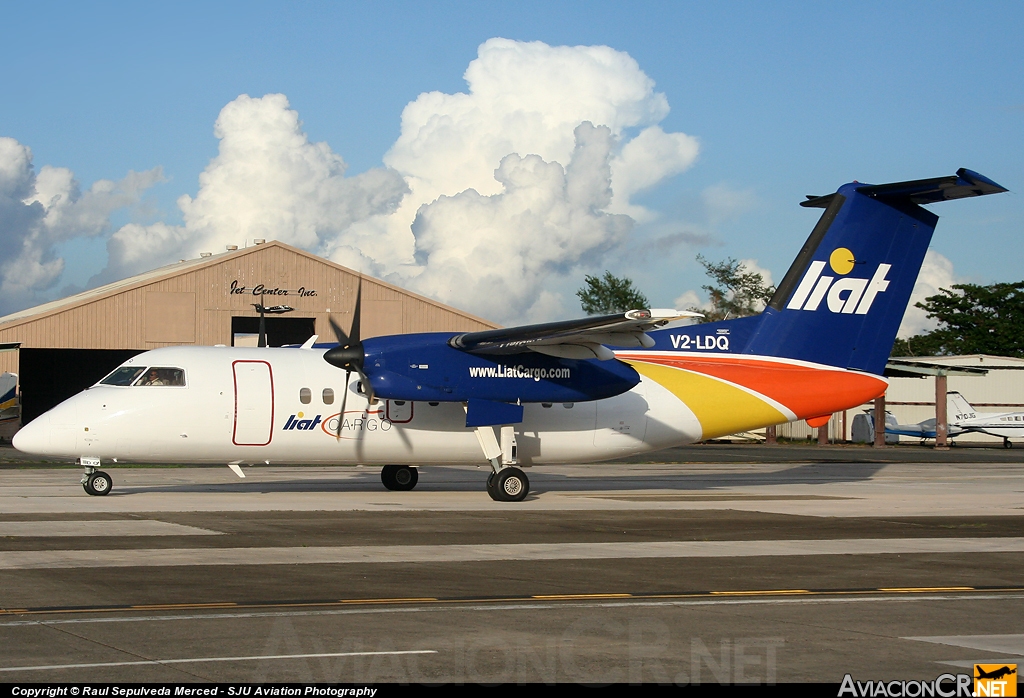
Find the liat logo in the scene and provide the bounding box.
[787,247,891,314]
[283,412,322,431]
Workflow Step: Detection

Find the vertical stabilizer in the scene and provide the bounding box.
[743,169,1007,375]
[947,391,977,423]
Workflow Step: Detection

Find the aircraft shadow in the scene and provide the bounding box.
[105,461,887,496]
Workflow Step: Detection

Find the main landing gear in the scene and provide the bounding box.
[1004,438,1013,449]
[381,464,418,491]
[81,462,112,496]
[486,466,530,503]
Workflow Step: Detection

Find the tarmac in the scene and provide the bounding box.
[0,442,1022,684]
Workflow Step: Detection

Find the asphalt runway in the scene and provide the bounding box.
[1,444,1023,684]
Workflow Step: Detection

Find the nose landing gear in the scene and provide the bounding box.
[80,460,112,496]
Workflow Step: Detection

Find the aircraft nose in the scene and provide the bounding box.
[12,418,49,455]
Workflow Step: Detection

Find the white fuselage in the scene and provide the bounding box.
[13,346,703,466]
[954,413,1024,439]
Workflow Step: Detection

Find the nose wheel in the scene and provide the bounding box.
[487,467,529,502]
[82,470,112,496]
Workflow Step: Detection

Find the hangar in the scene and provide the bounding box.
[0,241,496,426]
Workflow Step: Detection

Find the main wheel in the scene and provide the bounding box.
[381,465,418,491]
[87,471,112,496]
[1004,439,1013,449]
[488,467,529,502]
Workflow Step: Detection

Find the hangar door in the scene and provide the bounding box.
[233,360,274,446]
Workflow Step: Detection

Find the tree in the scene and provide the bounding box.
[891,281,1024,357]
[691,255,775,323]
[577,271,649,315]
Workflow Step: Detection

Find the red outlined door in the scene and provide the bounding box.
[233,360,274,446]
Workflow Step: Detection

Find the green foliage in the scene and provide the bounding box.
[577,271,649,315]
[891,281,1024,357]
[691,255,776,323]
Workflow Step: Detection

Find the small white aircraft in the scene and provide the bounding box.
[12,169,1008,500]
[947,391,1024,448]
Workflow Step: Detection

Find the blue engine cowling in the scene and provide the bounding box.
[358,333,639,403]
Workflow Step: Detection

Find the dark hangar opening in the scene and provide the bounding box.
[20,348,144,425]
[231,316,317,347]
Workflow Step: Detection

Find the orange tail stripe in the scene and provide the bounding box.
[624,354,886,420]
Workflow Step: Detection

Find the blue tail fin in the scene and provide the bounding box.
[743,169,1007,375]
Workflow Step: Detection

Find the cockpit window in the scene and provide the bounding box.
[136,368,186,386]
[100,366,147,386]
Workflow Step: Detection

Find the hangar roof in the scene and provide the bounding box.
[0,241,496,332]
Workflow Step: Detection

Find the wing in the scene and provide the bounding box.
[448,309,701,361]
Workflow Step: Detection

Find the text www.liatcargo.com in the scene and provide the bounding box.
[468,365,570,381]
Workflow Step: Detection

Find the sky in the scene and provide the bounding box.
[1,1,1021,335]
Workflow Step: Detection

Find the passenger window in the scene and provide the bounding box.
[322,388,334,405]
[136,368,185,386]
[300,388,311,404]
[101,366,147,386]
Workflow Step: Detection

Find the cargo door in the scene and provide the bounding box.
[233,360,274,446]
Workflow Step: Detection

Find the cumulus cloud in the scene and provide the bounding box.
[0,136,161,314]
[98,94,409,283]
[409,122,632,321]
[897,249,960,339]
[330,38,700,321]
[20,38,704,324]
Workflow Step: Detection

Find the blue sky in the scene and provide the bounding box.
[1,1,1021,330]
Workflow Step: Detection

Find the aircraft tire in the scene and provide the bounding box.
[87,471,112,497]
[1004,439,1013,449]
[381,465,418,491]
[489,467,529,503]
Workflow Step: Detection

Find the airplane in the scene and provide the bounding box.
[0,372,17,423]
[252,303,294,315]
[975,665,1016,681]
[948,391,1024,448]
[12,168,1008,501]
[885,415,966,442]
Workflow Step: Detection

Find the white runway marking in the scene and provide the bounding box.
[905,634,1024,655]
[0,650,437,673]
[1,537,1023,569]
[0,521,221,537]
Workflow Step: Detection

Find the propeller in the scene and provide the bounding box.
[324,278,377,438]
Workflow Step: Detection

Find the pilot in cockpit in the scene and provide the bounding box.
[140,369,169,386]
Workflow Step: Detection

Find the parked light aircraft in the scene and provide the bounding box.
[885,416,966,442]
[13,169,1008,501]
[885,391,1024,447]
[947,391,1024,448]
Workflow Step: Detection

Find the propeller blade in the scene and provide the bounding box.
[356,368,377,406]
[327,316,349,346]
[349,277,362,345]
[335,369,351,440]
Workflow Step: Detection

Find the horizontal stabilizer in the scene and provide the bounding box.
[802,169,1007,208]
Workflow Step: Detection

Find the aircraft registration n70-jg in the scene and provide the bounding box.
[13,169,1008,501]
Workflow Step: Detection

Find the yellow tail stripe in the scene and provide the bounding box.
[629,361,787,440]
